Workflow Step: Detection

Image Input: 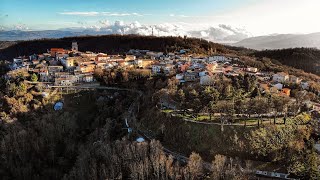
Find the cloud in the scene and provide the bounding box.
[169,14,192,18]
[73,21,250,43]
[189,24,250,43]
[1,19,250,43]
[59,11,99,16]
[12,24,29,31]
[59,11,144,17]
[98,20,110,26]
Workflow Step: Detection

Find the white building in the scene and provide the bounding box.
[83,75,94,82]
[175,74,184,80]
[55,77,75,86]
[273,83,283,90]
[209,55,228,62]
[95,53,109,61]
[13,57,23,64]
[191,58,206,62]
[301,81,310,90]
[125,55,136,61]
[200,75,215,85]
[312,103,320,112]
[289,75,301,84]
[39,68,49,82]
[146,51,164,58]
[152,64,173,74]
[272,72,289,83]
[152,65,162,73]
[199,71,208,77]
[180,56,192,61]
[257,76,270,81]
[246,67,258,73]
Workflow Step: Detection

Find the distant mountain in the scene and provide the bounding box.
[234,33,320,50]
[0,30,109,41]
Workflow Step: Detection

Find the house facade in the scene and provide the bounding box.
[272,72,289,82]
[200,75,215,85]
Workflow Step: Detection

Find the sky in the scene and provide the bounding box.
[1,0,320,36]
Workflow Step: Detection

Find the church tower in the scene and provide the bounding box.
[72,42,78,51]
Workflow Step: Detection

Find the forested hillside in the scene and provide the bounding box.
[0,75,252,179]
[0,35,228,60]
[252,48,320,75]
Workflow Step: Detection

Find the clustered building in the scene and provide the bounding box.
[6,43,315,97]
[6,42,320,113]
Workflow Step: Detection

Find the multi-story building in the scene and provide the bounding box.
[61,58,75,69]
[272,72,289,83]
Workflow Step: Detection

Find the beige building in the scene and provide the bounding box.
[61,58,75,69]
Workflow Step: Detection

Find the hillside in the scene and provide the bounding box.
[1,35,320,78]
[0,41,16,50]
[234,32,320,50]
[252,48,320,75]
[0,35,228,60]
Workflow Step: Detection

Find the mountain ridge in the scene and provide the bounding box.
[234,32,320,50]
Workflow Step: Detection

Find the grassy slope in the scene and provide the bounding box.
[139,107,255,161]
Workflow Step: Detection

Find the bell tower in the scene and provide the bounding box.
[72,42,78,51]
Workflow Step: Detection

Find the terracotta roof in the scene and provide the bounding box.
[51,48,65,51]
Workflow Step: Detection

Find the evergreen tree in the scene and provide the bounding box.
[31,73,38,82]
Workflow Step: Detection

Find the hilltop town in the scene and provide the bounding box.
[2,0,320,179]
[5,41,320,112]
[1,39,320,179]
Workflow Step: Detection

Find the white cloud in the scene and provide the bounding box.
[9,24,30,31]
[59,11,99,16]
[76,20,250,43]
[189,24,250,43]
[1,19,251,43]
[59,11,144,17]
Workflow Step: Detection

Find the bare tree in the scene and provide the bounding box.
[187,152,203,179]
